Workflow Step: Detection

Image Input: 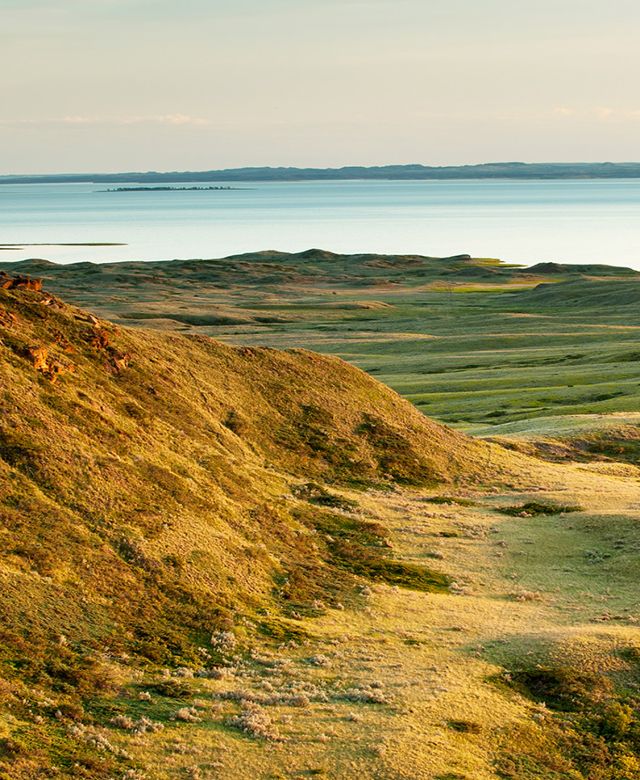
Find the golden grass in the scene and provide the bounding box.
[2,284,640,778]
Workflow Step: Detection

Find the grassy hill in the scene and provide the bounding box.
[3,270,640,779]
[4,250,640,433]
[0,279,500,778]
[512,277,640,309]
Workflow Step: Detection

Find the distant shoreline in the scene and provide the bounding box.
[0,242,126,249]
[4,162,640,184]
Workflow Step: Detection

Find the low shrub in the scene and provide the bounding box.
[497,501,582,517]
[301,507,450,593]
[448,720,481,734]
[292,482,357,511]
[495,662,640,779]
[424,496,477,507]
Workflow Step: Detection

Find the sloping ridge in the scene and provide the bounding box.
[0,281,494,757]
[514,277,640,308]
[519,261,638,277]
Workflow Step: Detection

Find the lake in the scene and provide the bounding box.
[1,179,640,268]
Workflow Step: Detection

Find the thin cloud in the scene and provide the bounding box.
[0,114,212,127]
[553,107,576,117]
[551,107,640,122]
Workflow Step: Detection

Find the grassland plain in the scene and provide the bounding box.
[4,250,640,440]
[1,260,640,778]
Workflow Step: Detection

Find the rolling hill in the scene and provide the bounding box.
[3,251,640,431]
[0,277,501,778]
[2,272,640,780]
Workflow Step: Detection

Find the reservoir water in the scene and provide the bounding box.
[1,178,640,268]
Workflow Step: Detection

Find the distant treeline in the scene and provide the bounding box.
[3,162,640,183]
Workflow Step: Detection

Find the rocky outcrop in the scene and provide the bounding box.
[0,272,43,292]
[25,344,74,382]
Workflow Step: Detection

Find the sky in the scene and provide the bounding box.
[1,0,639,173]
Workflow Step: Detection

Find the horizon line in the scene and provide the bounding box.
[3,161,640,182]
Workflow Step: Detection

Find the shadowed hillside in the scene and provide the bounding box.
[511,277,640,309]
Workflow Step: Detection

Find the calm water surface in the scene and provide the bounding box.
[1,179,640,268]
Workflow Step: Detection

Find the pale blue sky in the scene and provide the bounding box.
[1,0,639,172]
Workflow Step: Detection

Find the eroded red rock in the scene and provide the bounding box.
[26,344,74,382]
[1,274,44,292]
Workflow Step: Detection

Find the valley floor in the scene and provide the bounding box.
[103,456,640,779]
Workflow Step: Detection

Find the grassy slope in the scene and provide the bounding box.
[0,282,507,778]
[5,251,640,437]
[2,265,640,778]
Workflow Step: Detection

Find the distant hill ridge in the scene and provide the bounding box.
[1,250,636,335]
[1,250,636,296]
[3,161,640,183]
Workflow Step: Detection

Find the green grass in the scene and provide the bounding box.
[4,257,640,777]
[495,661,640,780]
[423,495,478,507]
[492,511,640,618]
[1,282,481,777]
[298,506,451,593]
[10,251,639,432]
[496,501,582,517]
